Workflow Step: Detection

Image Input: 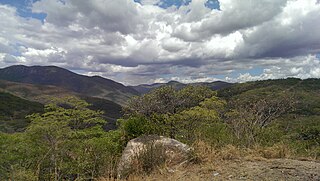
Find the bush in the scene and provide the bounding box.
[255,124,286,147]
[290,126,320,159]
[197,122,234,147]
[118,116,154,141]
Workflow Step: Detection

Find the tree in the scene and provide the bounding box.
[121,86,217,139]
[171,96,228,143]
[123,85,216,117]
[25,97,112,180]
[226,91,296,146]
[124,86,177,117]
[120,86,228,142]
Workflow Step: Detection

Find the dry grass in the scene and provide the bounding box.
[130,143,168,176]
[98,141,310,181]
[192,140,293,162]
[246,143,292,160]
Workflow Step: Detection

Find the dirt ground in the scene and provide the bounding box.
[138,158,320,181]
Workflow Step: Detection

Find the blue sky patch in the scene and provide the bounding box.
[0,0,46,22]
[205,0,220,10]
[230,67,264,77]
[134,0,220,10]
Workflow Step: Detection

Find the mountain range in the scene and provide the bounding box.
[0,65,233,97]
[0,65,139,105]
[129,80,233,94]
[0,65,233,131]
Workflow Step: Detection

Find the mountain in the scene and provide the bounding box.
[191,81,234,91]
[0,79,75,103]
[0,65,139,105]
[130,80,233,94]
[0,79,122,130]
[129,81,186,94]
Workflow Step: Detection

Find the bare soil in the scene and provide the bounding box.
[139,158,320,181]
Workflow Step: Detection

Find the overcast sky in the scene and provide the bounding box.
[0,0,320,85]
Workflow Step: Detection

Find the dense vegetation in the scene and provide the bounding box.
[0,97,123,180]
[0,78,319,180]
[218,78,320,157]
[0,92,43,133]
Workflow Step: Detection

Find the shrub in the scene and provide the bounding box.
[197,122,234,147]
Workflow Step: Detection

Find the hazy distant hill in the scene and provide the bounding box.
[130,80,233,94]
[191,81,234,91]
[129,81,186,94]
[0,65,139,105]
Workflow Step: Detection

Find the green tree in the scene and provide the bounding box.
[23,97,118,180]
[173,97,228,144]
[124,85,216,117]
[120,86,225,141]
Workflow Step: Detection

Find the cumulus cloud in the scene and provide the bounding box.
[235,0,320,58]
[174,0,287,41]
[0,0,320,85]
[234,55,320,82]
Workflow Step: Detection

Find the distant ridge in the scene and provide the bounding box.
[130,80,233,94]
[0,65,139,105]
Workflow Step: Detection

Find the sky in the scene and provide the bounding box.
[0,0,320,85]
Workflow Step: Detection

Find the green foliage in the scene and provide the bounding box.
[218,78,320,156]
[172,105,220,143]
[176,85,218,111]
[0,132,37,180]
[2,78,320,180]
[0,97,122,180]
[218,78,302,99]
[254,123,286,146]
[124,85,216,117]
[118,116,154,141]
[120,86,228,146]
[283,116,320,159]
[197,122,234,147]
[224,86,297,146]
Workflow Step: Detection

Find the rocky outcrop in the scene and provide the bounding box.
[117,135,192,179]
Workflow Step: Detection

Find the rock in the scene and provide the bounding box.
[117,135,192,179]
[213,172,220,176]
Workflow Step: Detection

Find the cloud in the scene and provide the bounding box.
[174,0,288,41]
[235,0,320,58]
[32,0,145,34]
[234,55,320,82]
[0,0,320,85]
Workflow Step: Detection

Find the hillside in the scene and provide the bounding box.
[0,80,122,131]
[217,78,320,158]
[0,65,139,105]
[0,92,43,133]
[0,79,75,103]
[130,80,233,94]
[218,78,320,116]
